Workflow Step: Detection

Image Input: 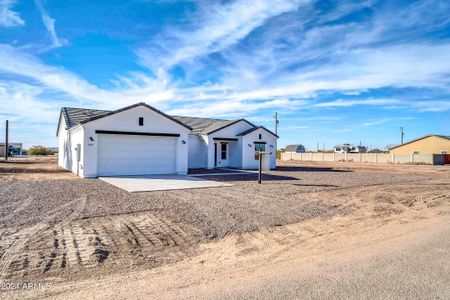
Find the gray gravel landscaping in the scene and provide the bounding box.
[0,165,430,239]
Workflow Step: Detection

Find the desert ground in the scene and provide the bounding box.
[0,157,449,299]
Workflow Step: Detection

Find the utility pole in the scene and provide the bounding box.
[274,112,279,136]
[400,127,404,144]
[5,120,9,160]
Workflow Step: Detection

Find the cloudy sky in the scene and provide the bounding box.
[0,0,449,149]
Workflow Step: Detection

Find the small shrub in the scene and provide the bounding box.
[276,150,284,160]
[27,146,54,156]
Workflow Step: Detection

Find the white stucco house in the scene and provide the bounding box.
[57,102,278,178]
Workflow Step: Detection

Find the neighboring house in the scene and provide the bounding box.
[389,135,450,155]
[367,148,384,153]
[334,144,367,153]
[57,102,278,178]
[0,143,23,157]
[284,144,306,153]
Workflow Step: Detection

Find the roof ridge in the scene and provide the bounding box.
[172,115,232,121]
[62,106,111,111]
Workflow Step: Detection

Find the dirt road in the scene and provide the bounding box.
[186,214,450,300]
[8,204,448,300]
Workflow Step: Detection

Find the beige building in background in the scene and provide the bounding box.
[389,135,450,154]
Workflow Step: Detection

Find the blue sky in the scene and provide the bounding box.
[0,0,449,149]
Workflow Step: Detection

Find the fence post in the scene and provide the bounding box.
[333,153,335,162]
[411,153,414,163]
[345,152,348,161]
[322,152,324,161]
[310,152,313,161]
[359,152,362,162]
[375,153,378,164]
[392,153,395,164]
[290,152,293,160]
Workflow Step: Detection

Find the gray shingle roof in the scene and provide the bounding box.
[62,107,110,129]
[436,135,450,140]
[59,105,250,135]
[171,116,239,134]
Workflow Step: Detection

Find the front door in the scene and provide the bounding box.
[215,142,229,168]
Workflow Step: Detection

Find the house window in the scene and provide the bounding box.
[221,143,227,160]
[413,150,420,154]
[441,150,448,154]
[258,134,262,140]
[139,117,144,126]
[254,143,265,160]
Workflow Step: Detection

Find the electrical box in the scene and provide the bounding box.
[76,144,81,162]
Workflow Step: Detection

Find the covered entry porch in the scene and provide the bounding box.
[210,137,241,169]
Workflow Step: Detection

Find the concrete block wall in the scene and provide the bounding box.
[281,152,442,165]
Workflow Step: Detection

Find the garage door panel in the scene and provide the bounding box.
[98,134,177,176]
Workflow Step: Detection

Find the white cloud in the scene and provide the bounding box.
[167,98,306,118]
[1,0,450,144]
[362,118,391,127]
[34,0,68,49]
[315,99,401,108]
[0,44,177,109]
[0,0,24,27]
[138,0,310,69]
[280,125,308,131]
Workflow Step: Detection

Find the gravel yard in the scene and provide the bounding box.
[1,158,448,283]
[0,163,431,238]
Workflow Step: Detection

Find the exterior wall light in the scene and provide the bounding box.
[270,144,274,148]
[182,140,186,144]
[90,137,94,142]
[248,144,252,147]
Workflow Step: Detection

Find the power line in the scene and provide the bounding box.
[400,127,404,144]
[274,112,279,135]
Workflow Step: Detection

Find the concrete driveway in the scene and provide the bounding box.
[99,174,232,192]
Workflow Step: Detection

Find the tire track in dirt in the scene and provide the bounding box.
[0,211,205,280]
[0,195,87,278]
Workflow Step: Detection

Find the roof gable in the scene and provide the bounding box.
[389,134,450,150]
[237,126,279,138]
[79,102,192,130]
[58,103,193,132]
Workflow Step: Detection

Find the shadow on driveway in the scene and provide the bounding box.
[195,173,299,182]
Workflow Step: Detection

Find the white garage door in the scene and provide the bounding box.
[98,134,177,176]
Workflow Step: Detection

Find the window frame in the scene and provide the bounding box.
[221,143,227,160]
[138,117,144,126]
